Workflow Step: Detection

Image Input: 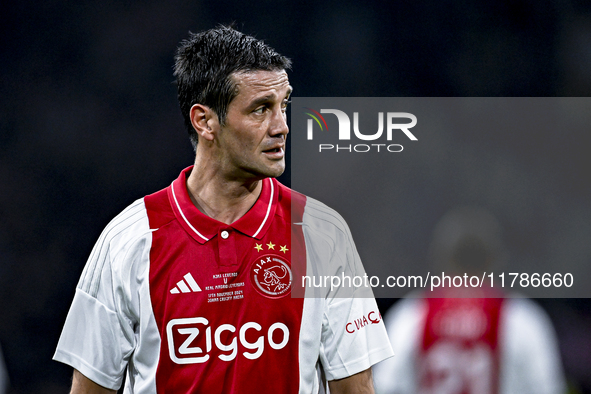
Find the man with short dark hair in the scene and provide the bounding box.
[54,26,393,393]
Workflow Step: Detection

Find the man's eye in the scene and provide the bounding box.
[253,106,266,114]
[281,100,292,112]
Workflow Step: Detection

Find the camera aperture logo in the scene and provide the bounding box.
[303,107,417,153]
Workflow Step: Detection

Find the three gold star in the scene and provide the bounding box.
[254,242,289,253]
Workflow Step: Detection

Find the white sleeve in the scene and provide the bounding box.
[499,298,567,394]
[373,298,425,394]
[319,296,394,380]
[53,200,151,390]
[302,197,394,381]
[53,289,135,389]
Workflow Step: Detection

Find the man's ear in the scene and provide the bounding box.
[190,104,218,142]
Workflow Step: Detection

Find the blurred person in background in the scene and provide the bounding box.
[374,206,566,394]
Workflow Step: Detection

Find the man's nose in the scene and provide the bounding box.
[269,109,289,137]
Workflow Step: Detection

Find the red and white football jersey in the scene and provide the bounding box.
[418,296,504,394]
[54,166,393,393]
[374,294,566,394]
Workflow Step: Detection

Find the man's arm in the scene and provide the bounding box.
[70,370,117,394]
[328,368,375,394]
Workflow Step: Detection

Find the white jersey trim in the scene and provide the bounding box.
[252,178,274,238]
[170,180,209,242]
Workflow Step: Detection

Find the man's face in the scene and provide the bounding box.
[215,70,292,180]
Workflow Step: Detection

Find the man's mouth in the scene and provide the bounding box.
[262,147,284,158]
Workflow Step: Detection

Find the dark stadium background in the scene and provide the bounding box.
[1,0,591,393]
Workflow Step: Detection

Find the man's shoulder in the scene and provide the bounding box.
[299,195,349,235]
[143,183,175,229]
[276,180,351,240]
[96,183,173,248]
[97,198,152,249]
[302,195,346,224]
[78,197,153,294]
[274,179,306,217]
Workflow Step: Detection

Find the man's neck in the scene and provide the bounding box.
[186,156,263,225]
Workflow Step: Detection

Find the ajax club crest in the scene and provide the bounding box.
[249,254,292,298]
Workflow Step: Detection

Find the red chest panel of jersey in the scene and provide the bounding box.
[419,296,504,394]
[144,171,306,393]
